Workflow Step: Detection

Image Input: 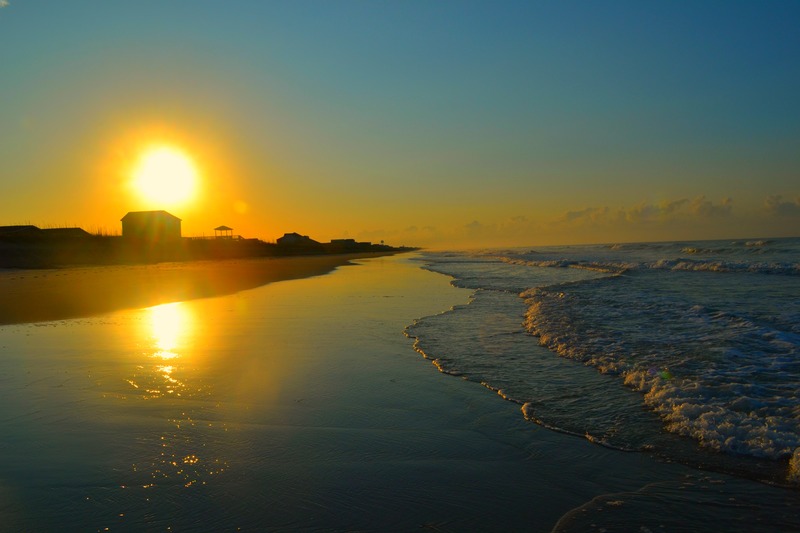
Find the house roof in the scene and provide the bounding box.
[42,228,91,237]
[0,225,41,234]
[214,225,233,231]
[121,210,181,222]
[277,232,320,245]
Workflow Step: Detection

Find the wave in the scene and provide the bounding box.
[522,275,800,480]
[497,256,627,274]
[609,238,779,251]
[414,241,800,484]
[650,258,799,275]
[495,254,799,276]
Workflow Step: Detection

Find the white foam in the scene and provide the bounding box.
[420,242,800,483]
[522,275,800,472]
[789,448,800,483]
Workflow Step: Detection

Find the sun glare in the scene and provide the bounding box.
[132,146,198,207]
[149,302,192,360]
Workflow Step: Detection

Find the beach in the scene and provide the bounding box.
[0,253,797,531]
[0,254,388,325]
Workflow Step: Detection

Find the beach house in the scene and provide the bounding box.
[277,232,319,246]
[121,210,182,242]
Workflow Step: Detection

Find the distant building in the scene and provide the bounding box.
[0,225,42,238]
[277,232,319,246]
[41,228,91,239]
[328,238,374,252]
[121,211,181,242]
[0,225,91,243]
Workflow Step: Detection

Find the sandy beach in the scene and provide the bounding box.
[0,253,388,325]
[0,254,796,531]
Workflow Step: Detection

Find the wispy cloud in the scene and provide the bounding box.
[555,196,733,227]
[0,1,9,9]
[690,196,733,218]
[356,194,793,248]
[561,206,613,224]
[764,195,800,217]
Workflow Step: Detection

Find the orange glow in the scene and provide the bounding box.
[148,302,193,360]
[93,123,256,238]
[131,146,199,208]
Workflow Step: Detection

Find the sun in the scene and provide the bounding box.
[132,146,198,207]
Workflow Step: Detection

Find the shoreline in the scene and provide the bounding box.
[0,252,394,325]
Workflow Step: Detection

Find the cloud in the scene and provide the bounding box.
[0,1,9,8]
[690,196,732,217]
[355,195,751,249]
[400,225,436,234]
[662,198,691,215]
[462,220,499,240]
[623,198,732,222]
[552,196,735,231]
[764,195,800,217]
[625,202,665,223]
[560,206,613,224]
[464,220,485,232]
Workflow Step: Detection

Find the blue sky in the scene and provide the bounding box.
[1,1,798,246]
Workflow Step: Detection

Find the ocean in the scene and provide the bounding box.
[407,238,800,487]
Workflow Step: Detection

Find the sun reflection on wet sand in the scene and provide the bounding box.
[150,302,190,361]
[124,301,229,490]
[125,302,195,399]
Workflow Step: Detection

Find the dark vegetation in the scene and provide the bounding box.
[0,226,415,269]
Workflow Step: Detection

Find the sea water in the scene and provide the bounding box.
[407,238,800,486]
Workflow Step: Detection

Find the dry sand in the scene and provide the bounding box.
[0,253,386,325]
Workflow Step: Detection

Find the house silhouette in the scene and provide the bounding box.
[121,211,181,242]
[277,232,319,246]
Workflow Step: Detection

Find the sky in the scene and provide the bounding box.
[1,1,798,248]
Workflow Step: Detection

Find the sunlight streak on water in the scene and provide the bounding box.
[125,302,196,399]
[118,301,232,490]
[148,302,192,360]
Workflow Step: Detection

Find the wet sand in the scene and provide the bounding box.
[0,253,387,325]
[0,254,796,531]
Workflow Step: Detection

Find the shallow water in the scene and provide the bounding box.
[407,239,800,528]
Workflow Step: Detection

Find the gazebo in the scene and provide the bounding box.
[214,225,233,239]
